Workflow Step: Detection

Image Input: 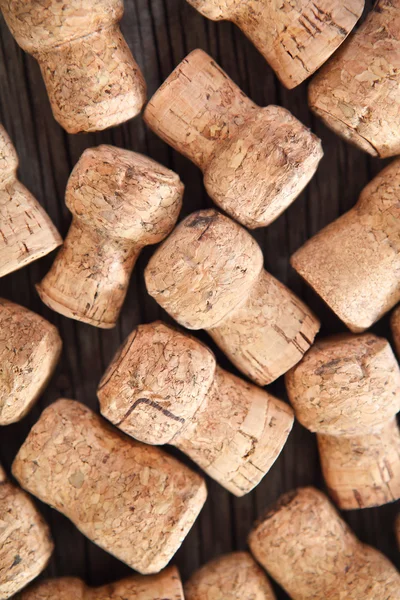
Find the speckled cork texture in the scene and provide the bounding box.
[15,566,184,600]
[144,49,323,229]
[185,1,363,89]
[37,145,183,329]
[0,298,62,426]
[12,399,207,574]
[0,464,53,600]
[0,125,61,278]
[0,1,147,133]
[248,487,400,599]
[184,552,276,600]
[286,334,400,509]
[309,0,400,157]
[98,321,294,496]
[145,209,320,386]
[291,158,400,332]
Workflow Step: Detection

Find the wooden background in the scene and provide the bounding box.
[0,1,399,597]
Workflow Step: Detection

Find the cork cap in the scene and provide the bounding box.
[145,209,263,329]
[0,125,18,181]
[185,0,236,20]
[285,334,400,436]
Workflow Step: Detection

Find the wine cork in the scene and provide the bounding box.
[0,464,53,600]
[12,399,207,574]
[0,298,62,425]
[185,1,363,89]
[37,145,183,328]
[291,158,400,332]
[0,125,61,278]
[1,1,147,133]
[145,209,320,386]
[15,566,184,600]
[248,487,400,600]
[184,552,276,599]
[98,321,294,496]
[285,334,400,509]
[309,0,400,158]
[144,49,322,229]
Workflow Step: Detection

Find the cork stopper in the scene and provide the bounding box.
[291,158,400,332]
[0,125,62,278]
[98,321,294,496]
[184,552,276,599]
[286,334,400,509]
[186,1,363,89]
[0,298,62,426]
[248,487,400,599]
[12,399,207,574]
[1,1,146,133]
[309,0,400,158]
[15,567,184,600]
[144,50,323,229]
[37,145,183,328]
[0,464,53,599]
[145,209,320,385]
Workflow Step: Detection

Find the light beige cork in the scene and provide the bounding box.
[291,158,400,332]
[184,552,276,600]
[185,1,363,89]
[0,298,62,426]
[285,333,400,510]
[145,209,320,386]
[37,145,183,329]
[0,1,146,134]
[15,566,184,600]
[0,464,53,600]
[98,321,294,496]
[144,49,323,229]
[309,0,400,157]
[248,486,400,600]
[0,125,61,278]
[12,399,207,574]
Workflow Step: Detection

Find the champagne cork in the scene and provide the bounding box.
[37,145,183,329]
[0,125,61,278]
[184,552,276,600]
[12,399,207,574]
[0,464,53,600]
[0,1,147,133]
[145,209,320,386]
[144,49,323,229]
[285,334,400,509]
[98,321,294,496]
[15,566,184,600]
[248,487,400,600]
[0,298,62,425]
[291,158,400,332]
[309,0,400,158]
[185,1,363,89]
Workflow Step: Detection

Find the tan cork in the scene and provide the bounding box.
[0,298,62,426]
[185,1,363,89]
[248,486,400,600]
[12,399,207,574]
[145,209,320,386]
[15,566,184,600]
[0,125,61,278]
[309,0,400,158]
[37,145,183,329]
[98,321,294,496]
[0,464,53,600]
[285,334,400,510]
[0,1,147,134]
[291,158,400,332]
[184,552,276,600]
[144,49,323,229]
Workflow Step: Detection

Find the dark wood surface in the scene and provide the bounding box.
[0,1,398,597]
